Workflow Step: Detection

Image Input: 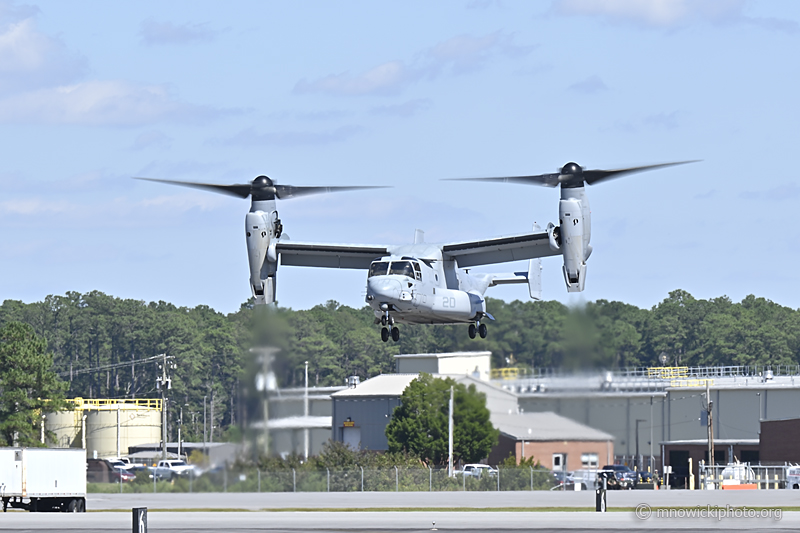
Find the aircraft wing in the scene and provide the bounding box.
[276,241,390,269]
[441,230,559,268]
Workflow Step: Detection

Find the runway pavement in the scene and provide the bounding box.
[0,510,797,532]
[85,489,800,510]
[2,491,799,532]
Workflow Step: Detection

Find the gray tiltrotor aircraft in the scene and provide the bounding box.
[138,160,694,341]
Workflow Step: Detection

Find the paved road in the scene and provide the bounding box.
[86,489,800,510]
[0,510,796,532]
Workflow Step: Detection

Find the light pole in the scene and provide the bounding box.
[635,419,646,471]
[203,395,207,459]
[649,396,654,474]
[304,361,309,460]
[448,386,454,477]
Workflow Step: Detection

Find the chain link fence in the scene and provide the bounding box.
[88,465,557,493]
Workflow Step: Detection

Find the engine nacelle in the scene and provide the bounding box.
[245,211,278,304]
[558,197,586,292]
[547,222,561,251]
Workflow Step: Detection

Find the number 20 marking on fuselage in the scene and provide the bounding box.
[442,297,456,307]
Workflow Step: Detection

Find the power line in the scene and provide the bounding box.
[58,353,165,378]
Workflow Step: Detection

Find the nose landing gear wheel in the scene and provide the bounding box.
[468,324,477,339]
[391,327,400,342]
[478,323,487,339]
[381,328,389,342]
[381,315,387,326]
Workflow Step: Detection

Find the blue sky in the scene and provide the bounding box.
[1,0,799,314]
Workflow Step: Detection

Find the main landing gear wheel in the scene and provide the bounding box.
[381,328,389,342]
[478,323,487,339]
[468,324,477,339]
[391,327,400,342]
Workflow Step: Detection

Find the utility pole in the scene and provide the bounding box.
[304,361,309,460]
[155,353,176,460]
[448,386,454,477]
[706,381,714,468]
[203,395,207,460]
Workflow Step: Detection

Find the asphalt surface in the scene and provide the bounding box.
[0,511,796,532]
[85,489,800,510]
[1,491,797,532]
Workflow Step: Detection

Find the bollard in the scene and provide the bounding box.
[132,507,147,533]
[596,476,607,512]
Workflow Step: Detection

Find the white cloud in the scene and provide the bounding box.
[139,18,219,45]
[0,80,225,126]
[552,0,798,32]
[294,61,419,96]
[370,98,433,118]
[0,17,86,95]
[216,125,363,147]
[567,74,607,94]
[132,130,172,150]
[294,32,533,97]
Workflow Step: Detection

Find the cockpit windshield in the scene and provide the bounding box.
[368,261,389,278]
[388,261,415,278]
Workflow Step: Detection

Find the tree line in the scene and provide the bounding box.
[2,289,799,443]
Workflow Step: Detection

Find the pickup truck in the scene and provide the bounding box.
[150,459,195,480]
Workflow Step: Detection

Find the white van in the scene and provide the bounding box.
[786,466,800,489]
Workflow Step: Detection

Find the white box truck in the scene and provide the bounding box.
[0,447,86,512]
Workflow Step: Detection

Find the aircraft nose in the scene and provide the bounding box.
[367,277,402,301]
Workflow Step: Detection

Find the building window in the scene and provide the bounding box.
[581,453,598,468]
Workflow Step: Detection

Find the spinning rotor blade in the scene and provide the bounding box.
[444,173,561,188]
[446,160,699,188]
[581,160,700,185]
[136,176,389,201]
[274,184,389,200]
[134,177,251,199]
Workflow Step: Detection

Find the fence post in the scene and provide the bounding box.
[257,469,261,493]
[189,468,193,493]
[497,467,500,491]
[293,468,296,493]
[153,468,156,493]
[429,466,432,492]
[224,467,227,492]
[463,470,466,491]
[530,466,533,491]
[395,466,399,492]
[360,466,364,492]
[327,468,330,492]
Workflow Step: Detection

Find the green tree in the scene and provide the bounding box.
[0,322,69,446]
[385,373,498,465]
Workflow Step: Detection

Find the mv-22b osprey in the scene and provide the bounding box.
[138,160,694,342]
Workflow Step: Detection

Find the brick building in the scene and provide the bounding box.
[487,412,614,470]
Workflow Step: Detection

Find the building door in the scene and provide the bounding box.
[552,453,566,471]
[343,427,361,450]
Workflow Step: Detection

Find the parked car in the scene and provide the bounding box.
[150,459,196,480]
[87,458,133,483]
[600,465,637,489]
[460,464,498,478]
[112,466,136,483]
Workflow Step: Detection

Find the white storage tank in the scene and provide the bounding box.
[45,398,161,458]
